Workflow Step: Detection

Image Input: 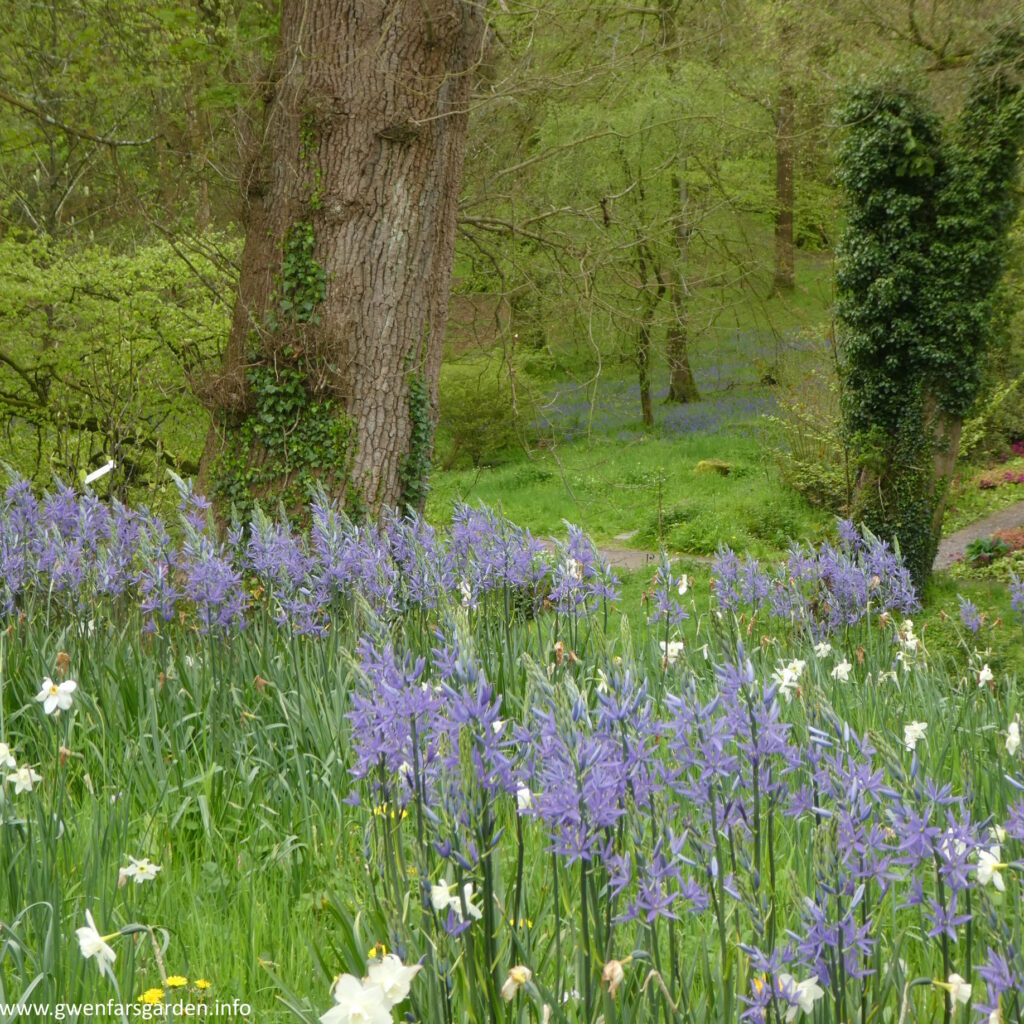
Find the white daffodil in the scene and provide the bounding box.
[430,879,453,912]
[903,721,928,752]
[119,856,162,885]
[321,975,390,1024]
[430,878,482,922]
[565,557,583,581]
[1007,720,1020,757]
[5,765,41,794]
[831,660,852,682]
[459,580,472,608]
[979,664,994,688]
[936,973,972,1008]
[776,974,825,1022]
[977,846,1007,892]
[676,574,689,596]
[516,784,533,812]
[813,642,832,658]
[366,954,422,1007]
[659,640,685,665]
[0,742,15,769]
[75,910,117,976]
[35,677,77,715]
[772,662,801,702]
[501,965,532,1001]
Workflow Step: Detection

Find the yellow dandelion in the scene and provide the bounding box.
[166,975,188,988]
[194,979,211,990]
[139,988,164,1004]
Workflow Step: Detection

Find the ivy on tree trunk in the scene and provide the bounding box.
[836,29,1024,587]
[200,0,488,517]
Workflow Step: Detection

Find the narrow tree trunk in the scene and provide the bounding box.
[666,172,699,404]
[772,80,795,293]
[200,0,487,514]
[637,322,654,429]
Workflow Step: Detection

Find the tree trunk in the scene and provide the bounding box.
[926,395,963,559]
[772,80,795,293]
[637,322,654,429]
[199,0,487,515]
[665,172,699,404]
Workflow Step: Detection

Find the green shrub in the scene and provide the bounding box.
[435,363,532,470]
[760,334,853,512]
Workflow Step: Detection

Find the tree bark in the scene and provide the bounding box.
[637,321,654,429]
[772,79,795,293]
[665,172,699,404]
[200,0,487,514]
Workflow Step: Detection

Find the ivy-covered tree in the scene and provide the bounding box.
[200,0,489,517]
[837,28,1024,586]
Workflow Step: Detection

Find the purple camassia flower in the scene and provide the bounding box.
[648,555,690,628]
[975,950,1019,1019]
[445,504,547,611]
[547,523,620,616]
[179,531,246,633]
[712,520,918,636]
[958,595,983,634]
[1010,572,1024,623]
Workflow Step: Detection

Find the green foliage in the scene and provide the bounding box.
[398,367,433,511]
[434,363,527,471]
[212,213,353,518]
[837,35,1024,586]
[0,233,233,509]
[274,223,327,327]
[212,362,354,520]
[965,535,1012,567]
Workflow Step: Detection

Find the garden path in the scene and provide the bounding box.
[547,498,1024,575]
[932,498,1024,570]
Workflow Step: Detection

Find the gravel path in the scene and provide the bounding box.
[932,499,1024,570]
[541,498,1024,575]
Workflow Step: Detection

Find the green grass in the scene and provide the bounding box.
[427,430,829,557]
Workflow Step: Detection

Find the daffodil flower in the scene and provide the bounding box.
[831,660,852,682]
[659,640,684,664]
[5,765,41,794]
[934,973,972,1008]
[1007,719,1020,756]
[119,856,162,885]
[813,642,832,658]
[322,975,390,1024]
[903,721,927,752]
[430,878,482,922]
[0,742,15,769]
[979,664,994,688]
[776,974,825,1022]
[75,910,118,975]
[501,965,532,1000]
[977,846,1008,892]
[35,677,77,715]
[365,954,421,1006]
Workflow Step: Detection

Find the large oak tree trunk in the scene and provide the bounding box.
[772,80,795,293]
[200,0,487,514]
